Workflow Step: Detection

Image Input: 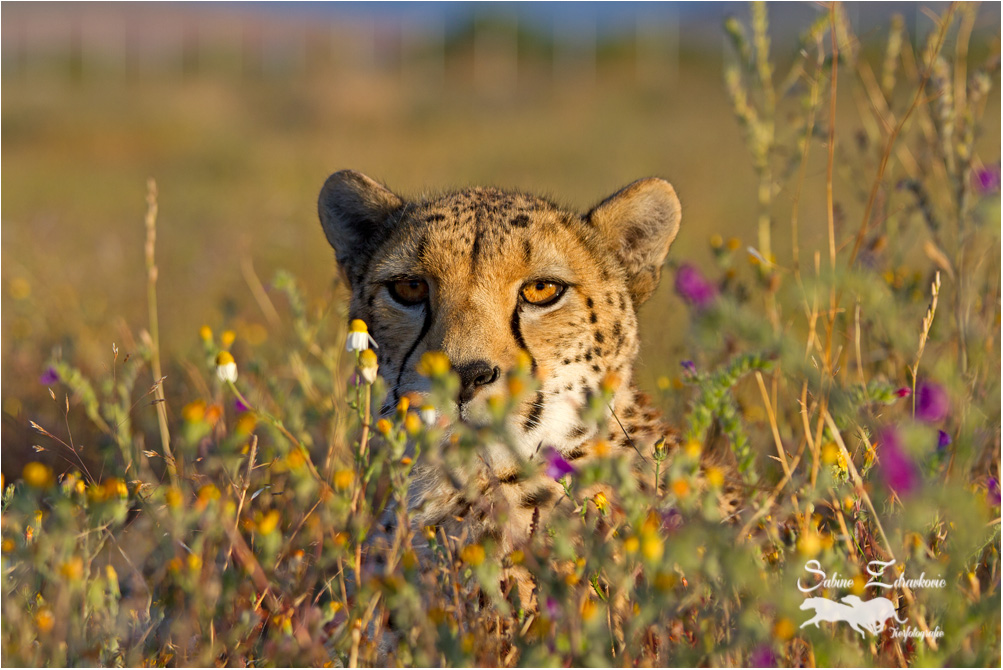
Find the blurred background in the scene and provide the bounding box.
[2,2,1000,459]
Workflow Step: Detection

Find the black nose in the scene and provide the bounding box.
[455,360,500,403]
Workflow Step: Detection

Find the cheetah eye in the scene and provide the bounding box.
[520,280,566,307]
[387,278,429,306]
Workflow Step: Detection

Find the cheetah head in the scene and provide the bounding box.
[319,170,681,471]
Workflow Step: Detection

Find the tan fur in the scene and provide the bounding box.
[319,171,697,597]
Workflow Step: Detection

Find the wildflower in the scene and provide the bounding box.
[894,387,911,398]
[59,556,84,581]
[257,509,281,535]
[660,507,683,534]
[641,534,664,562]
[653,437,668,461]
[23,462,54,488]
[416,350,450,377]
[988,477,1001,507]
[593,491,609,514]
[1,539,14,553]
[937,430,951,450]
[508,549,524,565]
[709,233,724,249]
[544,596,560,619]
[674,264,717,309]
[671,478,690,498]
[39,367,59,386]
[749,645,776,667]
[915,381,948,422]
[404,412,422,435]
[35,608,55,634]
[705,466,725,488]
[199,325,213,342]
[333,469,354,491]
[181,400,207,423]
[680,360,697,377]
[684,439,702,459]
[419,404,437,426]
[797,530,822,557]
[235,413,257,435]
[972,163,1001,195]
[581,598,599,622]
[600,372,621,394]
[165,487,183,508]
[876,428,919,496]
[345,319,379,352]
[215,351,237,383]
[221,329,236,349]
[357,349,379,384]
[656,376,671,390]
[234,396,250,413]
[726,237,741,251]
[460,543,485,566]
[376,418,393,435]
[624,536,639,553]
[544,447,575,480]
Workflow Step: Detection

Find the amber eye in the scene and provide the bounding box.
[388,278,429,305]
[520,280,565,306]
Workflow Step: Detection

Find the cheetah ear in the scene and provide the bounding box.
[586,178,682,305]
[318,170,404,285]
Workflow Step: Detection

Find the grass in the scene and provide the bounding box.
[2,3,1001,667]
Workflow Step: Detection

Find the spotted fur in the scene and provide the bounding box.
[319,170,713,572]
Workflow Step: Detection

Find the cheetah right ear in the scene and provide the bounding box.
[586,178,682,305]
[318,170,404,285]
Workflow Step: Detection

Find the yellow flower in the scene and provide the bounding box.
[726,237,741,251]
[220,330,236,349]
[357,349,379,384]
[23,462,54,488]
[641,534,664,562]
[1,539,15,553]
[593,491,609,514]
[514,349,533,373]
[797,530,822,557]
[165,487,183,508]
[376,418,393,435]
[404,412,422,435]
[59,556,84,581]
[345,319,378,351]
[257,509,281,536]
[581,598,599,622]
[508,549,524,565]
[656,376,671,390]
[416,351,450,377]
[684,440,702,459]
[103,478,128,498]
[600,372,621,394]
[460,544,485,566]
[623,536,639,554]
[35,608,55,634]
[187,553,202,572]
[705,466,725,489]
[333,469,354,490]
[773,617,796,641]
[671,478,690,498]
[182,399,207,423]
[235,413,257,435]
[199,325,213,342]
[215,351,237,383]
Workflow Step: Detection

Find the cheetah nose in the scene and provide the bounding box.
[455,360,501,403]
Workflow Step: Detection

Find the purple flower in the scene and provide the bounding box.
[544,596,560,619]
[749,644,776,667]
[915,381,948,423]
[988,477,1001,507]
[544,447,575,480]
[877,428,919,496]
[39,367,59,386]
[660,507,683,534]
[680,360,697,377]
[972,164,1001,195]
[674,264,717,309]
[234,397,250,413]
[936,430,951,450]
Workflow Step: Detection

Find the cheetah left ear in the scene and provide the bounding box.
[586,178,681,305]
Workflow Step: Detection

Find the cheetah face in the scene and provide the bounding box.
[319,171,681,471]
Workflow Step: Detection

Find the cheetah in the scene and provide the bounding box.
[318,170,733,596]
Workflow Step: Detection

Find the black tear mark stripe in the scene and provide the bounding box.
[392,306,434,405]
[509,308,538,374]
[523,391,545,432]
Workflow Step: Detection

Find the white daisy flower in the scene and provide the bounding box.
[345,319,379,352]
[215,351,238,383]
